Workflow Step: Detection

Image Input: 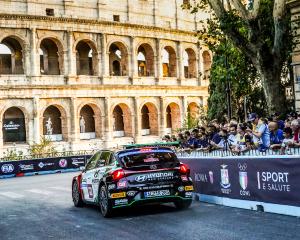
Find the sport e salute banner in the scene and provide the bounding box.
[180,157,300,207]
[0,155,91,178]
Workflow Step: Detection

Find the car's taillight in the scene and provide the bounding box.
[112,169,125,181]
[179,163,190,175]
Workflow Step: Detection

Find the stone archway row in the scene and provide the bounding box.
[0,35,211,79]
[0,101,201,144]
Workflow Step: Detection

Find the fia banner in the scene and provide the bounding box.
[180,157,300,207]
[0,155,91,178]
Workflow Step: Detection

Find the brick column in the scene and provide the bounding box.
[159,96,166,137]
[181,96,188,126]
[30,28,39,76]
[131,37,138,78]
[33,97,40,144]
[133,97,141,142]
[101,34,109,77]
[67,31,76,76]
[104,97,112,147]
[177,41,184,83]
[70,97,79,143]
[155,38,162,82]
[197,44,202,86]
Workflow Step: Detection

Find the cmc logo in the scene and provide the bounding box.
[1,164,14,173]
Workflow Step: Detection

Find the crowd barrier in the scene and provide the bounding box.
[179,155,300,217]
[0,155,90,179]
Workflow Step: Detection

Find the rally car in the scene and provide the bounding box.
[72,146,194,217]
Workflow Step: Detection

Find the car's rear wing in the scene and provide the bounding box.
[123,141,180,149]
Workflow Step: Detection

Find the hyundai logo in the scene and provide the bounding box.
[135,175,147,182]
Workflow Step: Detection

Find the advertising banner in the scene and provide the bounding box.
[180,157,300,207]
[0,155,91,178]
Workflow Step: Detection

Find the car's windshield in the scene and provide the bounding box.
[118,149,179,170]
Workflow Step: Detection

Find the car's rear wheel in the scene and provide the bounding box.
[72,181,84,207]
[99,185,113,217]
[174,199,192,210]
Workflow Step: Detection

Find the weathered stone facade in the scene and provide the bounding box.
[0,0,210,155]
[288,0,300,110]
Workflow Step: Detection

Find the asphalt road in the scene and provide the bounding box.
[1,173,300,240]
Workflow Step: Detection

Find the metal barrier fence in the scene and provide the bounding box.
[176,147,300,158]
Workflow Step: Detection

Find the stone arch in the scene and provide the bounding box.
[2,107,27,143]
[184,48,197,78]
[203,51,212,80]
[137,43,155,77]
[0,36,24,74]
[187,102,199,121]
[79,103,102,139]
[166,102,181,131]
[39,38,63,75]
[42,105,68,141]
[162,46,177,77]
[140,102,158,136]
[75,39,98,75]
[112,103,132,137]
[109,42,129,76]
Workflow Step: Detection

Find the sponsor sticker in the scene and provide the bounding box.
[144,190,170,198]
[185,186,194,191]
[135,172,174,183]
[108,184,116,190]
[110,192,126,199]
[127,191,137,197]
[87,184,94,198]
[115,199,128,205]
[185,192,193,197]
[117,181,127,188]
[1,164,14,173]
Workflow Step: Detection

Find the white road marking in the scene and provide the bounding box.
[26,189,53,195]
[0,192,24,199]
[49,186,72,192]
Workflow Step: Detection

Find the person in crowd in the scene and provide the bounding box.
[281,127,294,154]
[162,135,172,142]
[268,121,284,150]
[197,128,209,149]
[207,124,221,147]
[249,117,270,151]
[247,113,260,146]
[228,124,238,148]
[232,123,252,154]
[291,119,300,147]
[272,112,285,130]
[177,133,186,149]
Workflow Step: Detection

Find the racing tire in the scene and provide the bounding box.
[174,199,192,210]
[72,180,84,207]
[99,185,113,218]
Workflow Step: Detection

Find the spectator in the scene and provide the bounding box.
[268,121,284,150]
[281,127,294,154]
[247,113,260,146]
[250,117,270,151]
[228,124,238,148]
[291,119,300,147]
[233,123,251,154]
[207,124,221,146]
[162,135,172,142]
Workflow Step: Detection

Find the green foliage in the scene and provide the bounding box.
[28,136,57,157]
[208,40,268,121]
[2,148,24,161]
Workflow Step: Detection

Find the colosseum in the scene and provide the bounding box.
[0,0,210,156]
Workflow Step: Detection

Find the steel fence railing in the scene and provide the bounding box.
[175,147,300,158]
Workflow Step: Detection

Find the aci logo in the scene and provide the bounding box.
[220,165,231,189]
[238,163,250,196]
[1,164,14,173]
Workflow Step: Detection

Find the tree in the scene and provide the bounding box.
[184,0,292,113]
[208,40,268,121]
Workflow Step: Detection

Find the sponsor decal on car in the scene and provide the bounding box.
[185,192,193,197]
[108,184,116,190]
[59,159,68,168]
[117,181,127,188]
[181,176,188,181]
[144,157,159,163]
[127,191,137,197]
[110,192,126,199]
[184,186,194,191]
[135,172,174,183]
[142,184,173,190]
[115,199,128,205]
[1,164,14,173]
[178,186,184,192]
[87,184,94,198]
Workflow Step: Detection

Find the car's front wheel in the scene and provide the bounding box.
[174,199,192,210]
[99,185,113,217]
[72,180,84,207]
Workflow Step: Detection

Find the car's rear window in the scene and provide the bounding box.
[118,150,179,169]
